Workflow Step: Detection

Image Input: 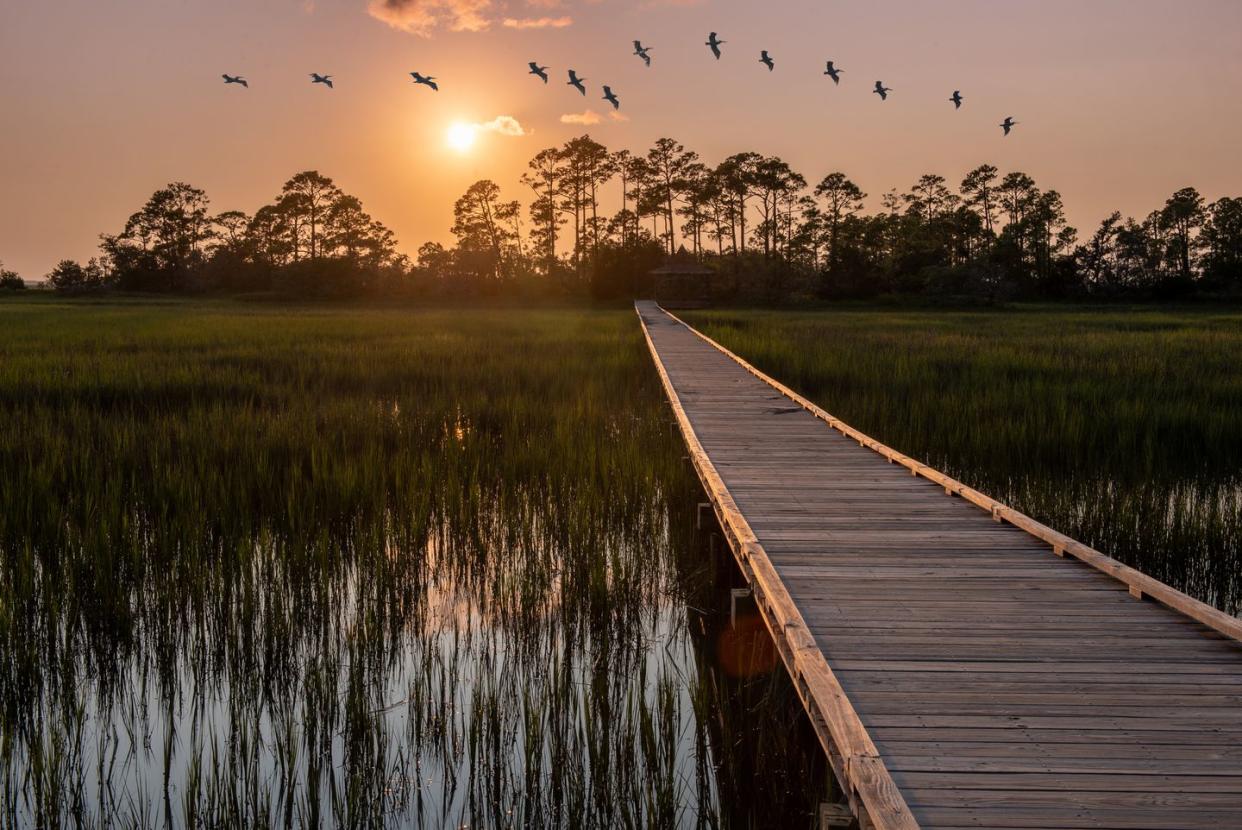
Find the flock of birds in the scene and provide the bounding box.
[221,33,1021,136]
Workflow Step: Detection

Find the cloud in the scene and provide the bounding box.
[367,0,492,36]
[473,115,529,136]
[560,110,603,125]
[559,110,629,126]
[366,0,591,35]
[501,15,572,28]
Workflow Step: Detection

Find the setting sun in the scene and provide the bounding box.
[446,122,476,153]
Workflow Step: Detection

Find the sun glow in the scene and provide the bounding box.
[446,122,477,153]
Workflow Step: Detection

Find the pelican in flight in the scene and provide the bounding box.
[633,41,652,67]
[760,50,774,71]
[1000,116,1018,136]
[873,81,891,101]
[222,74,248,88]
[410,72,438,91]
[529,62,549,83]
[824,61,843,84]
[603,85,620,110]
[950,90,963,109]
[310,73,333,89]
[567,69,587,96]
[706,32,725,60]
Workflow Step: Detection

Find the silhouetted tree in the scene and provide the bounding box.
[701,170,733,258]
[1029,190,1076,294]
[960,165,1000,241]
[452,179,519,287]
[814,172,866,280]
[646,138,698,256]
[414,242,454,291]
[1076,212,1125,293]
[0,261,24,290]
[677,161,712,256]
[716,153,761,262]
[47,258,107,292]
[101,182,212,291]
[248,203,293,273]
[327,196,374,261]
[280,171,342,260]
[212,211,252,255]
[752,156,804,261]
[53,136,1236,304]
[906,174,953,225]
[1159,187,1205,283]
[612,149,640,248]
[558,136,613,280]
[1200,197,1242,289]
[522,148,564,278]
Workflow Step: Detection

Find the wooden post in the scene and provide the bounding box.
[730,587,753,627]
[697,501,712,529]
[819,803,854,829]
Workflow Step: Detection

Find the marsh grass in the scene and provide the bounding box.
[0,300,828,828]
[685,306,1242,613]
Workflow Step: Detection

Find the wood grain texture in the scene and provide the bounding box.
[635,301,1242,829]
[636,303,919,830]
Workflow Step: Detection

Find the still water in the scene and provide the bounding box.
[0,307,829,829]
[2,454,825,828]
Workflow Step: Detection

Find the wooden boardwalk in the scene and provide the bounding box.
[636,302,1242,830]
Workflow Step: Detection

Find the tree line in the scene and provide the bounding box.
[7,135,1241,302]
[39,172,405,297]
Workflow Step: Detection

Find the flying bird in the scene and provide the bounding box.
[873,81,891,101]
[633,41,652,67]
[222,74,248,88]
[529,62,549,83]
[760,50,774,71]
[823,61,842,84]
[706,32,725,60]
[603,85,620,110]
[567,69,587,96]
[310,73,333,89]
[410,72,438,91]
[950,90,963,109]
[1000,116,1018,136]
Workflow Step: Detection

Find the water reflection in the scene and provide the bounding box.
[682,541,832,829]
[0,421,829,829]
[956,470,1242,615]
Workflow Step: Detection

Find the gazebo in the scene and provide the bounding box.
[650,248,716,308]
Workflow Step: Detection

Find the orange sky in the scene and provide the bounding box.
[2,0,1240,278]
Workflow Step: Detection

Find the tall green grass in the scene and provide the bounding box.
[685,306,1242,613]
[0,300,829,828]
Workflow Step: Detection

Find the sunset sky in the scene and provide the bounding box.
[2,0,1240,278]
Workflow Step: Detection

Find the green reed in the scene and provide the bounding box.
[685,305,1242,613]
[0,298,829,829]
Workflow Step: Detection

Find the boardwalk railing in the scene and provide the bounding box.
[652,306,1242,645]
[638,305,920,829]
[637,301,1242,830]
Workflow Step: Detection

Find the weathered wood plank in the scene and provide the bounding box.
[635,301,1242,829]
[636,302,919,830]
[893,770,1242,793]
